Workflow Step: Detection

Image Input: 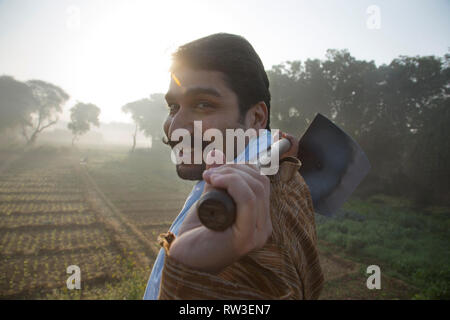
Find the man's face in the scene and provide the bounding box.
[163,67,244,180]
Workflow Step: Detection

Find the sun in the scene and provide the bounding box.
[62,0,234,123]
[66,1,185,123]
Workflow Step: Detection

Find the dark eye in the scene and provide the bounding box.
[196,102,211,110]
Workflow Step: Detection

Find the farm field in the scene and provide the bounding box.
[0,147,159,299]
[0,143,445,299]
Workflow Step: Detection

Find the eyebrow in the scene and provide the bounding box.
[165,87,222,102]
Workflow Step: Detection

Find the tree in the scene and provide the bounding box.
[268,50,379,138]
[67,102,101,146]
[140,93,167,140]
[396,54,450,205]
[22,80,69,145]
[267,50,449,204]
[0,75,36,133]
[121,94,167,152]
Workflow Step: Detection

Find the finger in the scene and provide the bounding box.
[211,168,266,201]
[207,165,271,231]
[208,165,270,205]
[273,130,282,142]
[206,163,268,187]
[208,170,271,249]
[209,170,272,253]
[280,133,298,158]
[208,173,258,236]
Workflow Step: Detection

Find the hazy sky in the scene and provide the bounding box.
[0,0,449,123]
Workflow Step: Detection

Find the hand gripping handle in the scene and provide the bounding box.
[196,138,292,231]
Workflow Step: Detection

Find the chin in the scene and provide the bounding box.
[176,163,206,181]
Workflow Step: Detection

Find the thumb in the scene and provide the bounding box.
[280,132,299,159]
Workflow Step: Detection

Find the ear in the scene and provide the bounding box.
[244,101,268,130]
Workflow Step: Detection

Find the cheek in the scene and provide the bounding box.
[200,118,230,136]
[201,118,238,145]
[202,110,240,131]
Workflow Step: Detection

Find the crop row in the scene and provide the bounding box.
[113,200,184,212]
[120,209,177,225]
[0,202,89,215]
[0,246,126,297]
[0,181,81,189]
[0,188,82,194]
[0,170,80,181]
[104,191,186,202]
[112,196,187,204]
[0,179,82,189]
[0,227,112,256]
[0,211,97,229]
[0,193,84,203]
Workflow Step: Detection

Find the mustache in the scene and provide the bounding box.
[162,135,213,150]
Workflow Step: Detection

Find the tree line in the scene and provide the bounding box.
[1,49,448,205]
[0,76,167,150]
[0,76,101,146]
[267,50,449,206]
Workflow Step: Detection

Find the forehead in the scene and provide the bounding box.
[166,68,233,100]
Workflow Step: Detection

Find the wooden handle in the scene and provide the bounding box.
[196,188,236,231]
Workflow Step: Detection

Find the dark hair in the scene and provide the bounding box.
[170,33,271,129]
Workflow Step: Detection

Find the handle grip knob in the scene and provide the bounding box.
[196,188,236,231]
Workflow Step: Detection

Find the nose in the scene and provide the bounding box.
[167,106,195,141]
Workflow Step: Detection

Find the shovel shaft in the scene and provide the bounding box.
[197,138,291,231]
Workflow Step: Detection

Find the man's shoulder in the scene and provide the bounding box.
[268,156,317,241]
[269,156,311,197]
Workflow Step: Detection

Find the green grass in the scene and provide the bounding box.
[316,195,450,299]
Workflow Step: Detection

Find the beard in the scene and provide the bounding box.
[175,163,207,181]
[162,135,209,180]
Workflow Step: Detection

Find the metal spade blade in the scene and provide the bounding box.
[297,113,371,216]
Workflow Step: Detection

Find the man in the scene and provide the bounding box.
[143,33,324,300]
